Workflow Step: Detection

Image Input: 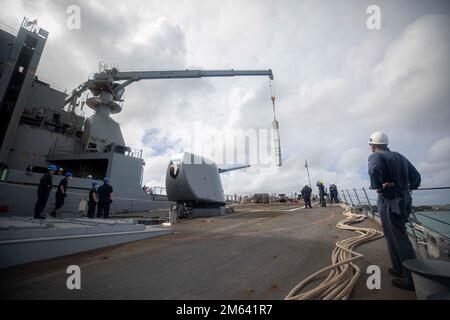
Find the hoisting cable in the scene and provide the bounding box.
[284,204,384,300]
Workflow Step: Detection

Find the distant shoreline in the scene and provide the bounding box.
[413,205,450,212]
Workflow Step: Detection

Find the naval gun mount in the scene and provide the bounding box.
[166,152,250,219]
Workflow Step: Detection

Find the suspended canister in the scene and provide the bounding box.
[271,95,282,167]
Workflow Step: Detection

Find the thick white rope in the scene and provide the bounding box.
[285,204,384,300]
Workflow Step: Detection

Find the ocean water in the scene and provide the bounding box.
[363,189,449,207]
[414,211,450,238]
[412,189,450,206]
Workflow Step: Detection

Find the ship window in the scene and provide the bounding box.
[88,143,98,152]
[24,35,38,50]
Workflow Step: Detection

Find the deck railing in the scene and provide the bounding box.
[339,187,450,216]
[49,144,143,160]
[339,187,450,254]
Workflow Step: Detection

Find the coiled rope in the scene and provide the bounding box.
[285,204,384,300]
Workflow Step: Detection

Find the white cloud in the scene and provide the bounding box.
[337,147,368,173]
[351,14,450,132]
[2,1,449,203]
[417,136,450,187]
[429,137,450,163]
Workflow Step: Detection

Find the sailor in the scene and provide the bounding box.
[87,182,98,219]
[97,177,113,219]
[33,165,56,219]
[329,184,335,203]
[50,172,72,218]
[334,184,340,203]
[329,183,339,203]
[368,131,421,291]
[301,183,313,209]
[317,180,326,207]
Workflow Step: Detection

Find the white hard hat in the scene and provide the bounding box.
[369,132,389,145]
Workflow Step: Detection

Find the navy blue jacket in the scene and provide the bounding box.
[97,184,113,203]
[368,150,421,198]
[317,182,325,195]
[301,186,312,198]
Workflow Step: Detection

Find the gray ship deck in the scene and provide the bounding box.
[0,204,415,300]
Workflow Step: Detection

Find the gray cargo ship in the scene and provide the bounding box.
[0,18,274,217]
[0,19,172,215]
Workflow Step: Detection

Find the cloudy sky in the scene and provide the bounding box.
[1,0,449,203]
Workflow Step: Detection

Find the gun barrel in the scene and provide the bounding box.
[219,165,251,174]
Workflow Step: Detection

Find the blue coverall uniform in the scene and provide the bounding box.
[368,149,421,283]
[97,183,113,219]
[329,184,339,203]
[34,172,52,218]
[301,186,313,209]
[317,182,326,207]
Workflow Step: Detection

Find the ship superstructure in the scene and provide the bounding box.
[0,18,274,216]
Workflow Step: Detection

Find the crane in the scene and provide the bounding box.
[64,64,281,166]
[65,66,274,115]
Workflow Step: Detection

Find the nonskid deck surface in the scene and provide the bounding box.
[0,204,415,300]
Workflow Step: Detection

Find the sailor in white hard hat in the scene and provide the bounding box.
[368,131,421,291]
[369,131,389,146]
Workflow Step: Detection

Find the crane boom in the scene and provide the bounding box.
[64,66,274,109]
[112,69,274,81]
[111,69,273,95]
